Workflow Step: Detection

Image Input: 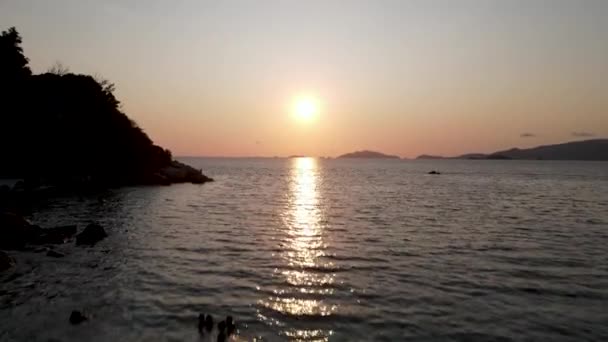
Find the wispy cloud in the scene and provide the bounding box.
[572,131,595,137]
[520,132,536,138]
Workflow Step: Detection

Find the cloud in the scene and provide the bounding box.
[572,131,595,137]
[520,132,536,138]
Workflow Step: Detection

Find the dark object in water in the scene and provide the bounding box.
[0,211,35,250]
[197,313,205,334]
[46,249,65,258]
[0,251,15,271]
[428,170,441,175]
[0,212,80,250]
[34,225,77,245]
[205,314,214,333]
[69,310,88,325]
[76,223,107,246]
[217,320,226,342]
[226,316,236,336]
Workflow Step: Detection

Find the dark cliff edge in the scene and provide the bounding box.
[0,27,212,197]
[337,150,400,159]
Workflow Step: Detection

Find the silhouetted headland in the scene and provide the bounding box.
[416,154,445,160]
[0,27,212,195]
[415,139,608,161]
[337,150,400,159]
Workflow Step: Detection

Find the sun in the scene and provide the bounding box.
[293,96,319,122]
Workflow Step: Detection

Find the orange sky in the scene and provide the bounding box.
[2,0,607,157]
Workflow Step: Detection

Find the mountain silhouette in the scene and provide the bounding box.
[487,139,608,161]
[337,150,400,159]
[416,139,608,161]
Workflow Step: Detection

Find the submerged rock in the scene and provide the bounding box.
[76,223,107,246]
[0,211,38,250]
[1,212,80,249]
[33,225,77,245]
[46,249,65,258]
[69,310,88,325]
[0,250,15,271]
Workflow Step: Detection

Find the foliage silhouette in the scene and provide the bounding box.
[0,27,208,186]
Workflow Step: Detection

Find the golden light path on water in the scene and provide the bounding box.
[258,157,336,341]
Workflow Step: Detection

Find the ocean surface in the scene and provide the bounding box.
[1,158,608,341]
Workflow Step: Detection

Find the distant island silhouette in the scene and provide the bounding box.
[0,27,211,189]
[416,154,444,160]
[337,150,400,159]
[416,139,608,161]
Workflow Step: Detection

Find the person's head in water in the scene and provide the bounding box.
[217,321,226,342]
[226,316,235,336]
[205,314,214,332]
[198,313,205,332]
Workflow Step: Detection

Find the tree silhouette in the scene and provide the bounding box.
[0,27,184,186]
[0,27,31,81]
[47,62,70,76]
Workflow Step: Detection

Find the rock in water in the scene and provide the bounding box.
[76,224,107,246]
[69,311,88,325]
[0,184,9,197]
[46,250,65,258]
[34,225,78,245]
[0,251,15,271]
[0,211,37,250]
[158,160,213,184]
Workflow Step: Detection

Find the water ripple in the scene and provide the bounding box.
[1,158,607,341]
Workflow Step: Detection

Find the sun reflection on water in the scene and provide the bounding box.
[258,157,335,340]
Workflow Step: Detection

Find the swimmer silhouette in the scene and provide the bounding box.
[205,314,214,333]
[198,313,205,334]
[217,320,226,342]
[226,316,236,337]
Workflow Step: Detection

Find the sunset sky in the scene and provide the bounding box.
[1,0,607,157]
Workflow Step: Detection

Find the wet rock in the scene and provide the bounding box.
[428,170,441,175]
[76,223,107,246]
[46,250,65,258]
[69,310,88,325]
[142,172,171,186]
[0,250,15,271]
[12,180,26,192]
[158,160,213,184]
[33,225,77,245]
[0,211,30,229]
[1,213,78,249]
[0,211,37,250]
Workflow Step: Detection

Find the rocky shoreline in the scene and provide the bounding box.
[0,211,108,271]
[0,159,212,272]
[0,160,212,206]
[143,160,213,186]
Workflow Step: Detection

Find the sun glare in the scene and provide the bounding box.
[293,96,319,122]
